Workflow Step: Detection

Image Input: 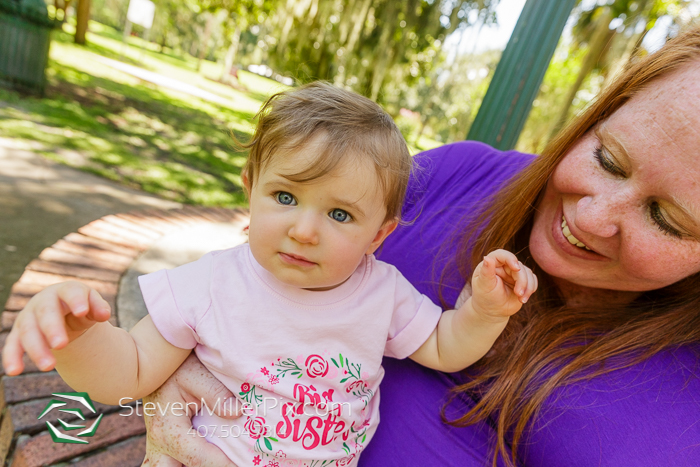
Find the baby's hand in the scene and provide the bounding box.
[470,249,537,321]
[2,281,111,376]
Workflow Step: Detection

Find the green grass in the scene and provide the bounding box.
[0,20,440,204]
[0,22,285,206]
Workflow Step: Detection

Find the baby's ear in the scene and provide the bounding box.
[366,219,398,255]
[241,169,251,195]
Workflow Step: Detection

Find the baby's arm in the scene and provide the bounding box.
[2,281,191,404]
[410,250,537,372]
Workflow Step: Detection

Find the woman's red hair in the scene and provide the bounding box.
[443,25,700,467]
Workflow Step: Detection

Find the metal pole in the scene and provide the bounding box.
[466,0,576,150]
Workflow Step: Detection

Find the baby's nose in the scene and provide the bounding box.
[288,214,320,244]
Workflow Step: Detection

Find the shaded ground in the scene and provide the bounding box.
[0,25,273,207]
[0,22,270,308]
[0,58,250,206]
[0,137,180,309]
[118,222,248,331]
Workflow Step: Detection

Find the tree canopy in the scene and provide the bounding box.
[85,0,698,149]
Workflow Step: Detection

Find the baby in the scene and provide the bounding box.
[3,82,537,466]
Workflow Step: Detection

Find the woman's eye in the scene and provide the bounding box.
[594,146,626,177]
[650,202,684,239]
[329,209,351,223]
[275,192,296,206]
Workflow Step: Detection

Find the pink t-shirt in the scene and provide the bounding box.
[139,244,442,467]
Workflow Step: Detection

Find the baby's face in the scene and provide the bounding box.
[245,140,396,290]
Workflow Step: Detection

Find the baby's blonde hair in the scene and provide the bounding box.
[240,82,411,222]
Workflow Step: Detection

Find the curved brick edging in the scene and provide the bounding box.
[0,207,249,467]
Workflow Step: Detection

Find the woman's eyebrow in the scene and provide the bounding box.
[595,126,632,170]
[596,125,700,237]
[671,196,700,230]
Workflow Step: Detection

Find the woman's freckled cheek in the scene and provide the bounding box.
[623,236,699,283]
[620,231,665,271]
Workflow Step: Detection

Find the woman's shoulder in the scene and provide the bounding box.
[413,140,534,180]
[381,142,534,304]
[416,139,531,159]
[405,141,535,214]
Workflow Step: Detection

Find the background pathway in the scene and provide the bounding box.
[0,137,249,465]
[0,136,181,309]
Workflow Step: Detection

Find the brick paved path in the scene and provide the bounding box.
[0,207,249,466]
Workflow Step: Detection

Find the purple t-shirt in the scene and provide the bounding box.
[361,141,700,466]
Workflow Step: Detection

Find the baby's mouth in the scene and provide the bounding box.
[279,252,316,267]
[561,216,591,251]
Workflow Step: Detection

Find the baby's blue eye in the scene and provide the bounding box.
[329,209,351,223]
[276,192,296,205]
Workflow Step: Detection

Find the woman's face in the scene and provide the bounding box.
[530,61,700,292]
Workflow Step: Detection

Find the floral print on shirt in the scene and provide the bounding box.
[239,352,373,466]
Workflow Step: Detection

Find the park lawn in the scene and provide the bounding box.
[0,20,440,206]
[78,21,288,108]
[0,22,284,207]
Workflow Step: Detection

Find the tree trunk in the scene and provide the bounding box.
[159,31,168,52]
[414,100,434,146]
[550,7,614,138]
[622,0,655,69]
[294,0,320,56]
[75,0,90,45]
[276,0,298,54]
[369,47,395,101]
[197,14,217,72]
[334,0,372,86]
[220,26,241,82]
[369,2,397,100]
[338,0,357,45]
[626,0,654,57]
[55,0,72,22]
[311,0,334,78]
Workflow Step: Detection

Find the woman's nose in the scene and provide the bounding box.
[574,188,635,238]
[288,213,320,245]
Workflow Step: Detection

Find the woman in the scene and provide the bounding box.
[142,26,700,466]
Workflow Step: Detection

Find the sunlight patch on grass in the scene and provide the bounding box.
[1,20,441,207]
[0,28,270,207]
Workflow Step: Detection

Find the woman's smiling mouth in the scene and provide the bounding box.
[548,208,606,262]
[561,216,591,250]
